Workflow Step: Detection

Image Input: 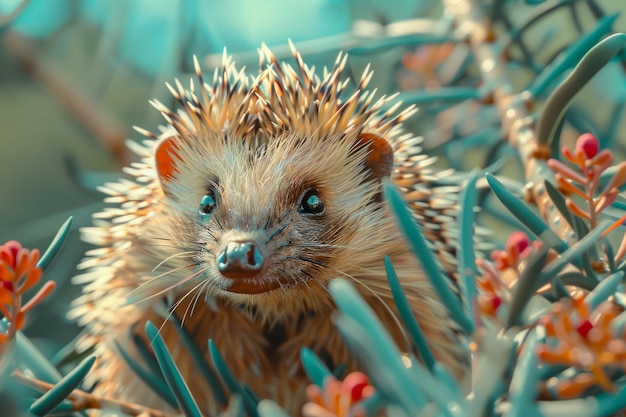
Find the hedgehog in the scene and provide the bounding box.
[69,43,468,416]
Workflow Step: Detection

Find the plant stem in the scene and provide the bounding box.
[443,0,574,241]
[12,371,180,417]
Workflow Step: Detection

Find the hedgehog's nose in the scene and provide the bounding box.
[217,241,264,279]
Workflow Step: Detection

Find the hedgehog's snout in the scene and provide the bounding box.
[217,241,264,279]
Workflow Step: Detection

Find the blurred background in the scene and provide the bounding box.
[0,0,626,372]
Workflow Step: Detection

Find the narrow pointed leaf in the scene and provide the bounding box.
[539,219,612,288]
[37,217,73,271]
[333,313,426,413]
[486,173,568,253]
[529,14,619,98]
[506,247,549,328]
[536,33,626,146]
[544,180,577,237]
[300,347,333,387]
[330,279,427,411]
[209,340,259,417]
[556,272,596,291]
[383,181,473,333]
[30,356,96,416]
[508,329,541,417]
[114,341,177,408]
[585,271,624,309]
[168,314,228,405]
[384,256,435,372]
[132,333,165,383]
[145,321,202,417]
[14,333,88,417]
[458,171,479,322]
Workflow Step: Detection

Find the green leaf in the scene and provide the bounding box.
[131,332,165,384]
[585,271,624,310]
[535,32,626,147]
[330,279,427,412]
[538,219,612,288]
[543,180,577,237]
[458,171,479,323]
[383,180,474,334]
[209,340,259,417]
[37,217,72,271]
[508,329,541,417]
[556,272,597,291]
[145,321,202,417]
[30,356,96,416]
[529,14,619,98]
[537,382,626,416]
[384,256,435,372]
[168,314,228,405]
[300,347,333,387]
[506,247,549,328]
[14,333,88,417]
[486,173,568,253]
[114,341,178,408]
[395,87,481,106]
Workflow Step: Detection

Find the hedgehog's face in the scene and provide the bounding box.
[153,131,398,302]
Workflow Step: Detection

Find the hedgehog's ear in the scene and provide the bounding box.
[155,136,181,193]
[355,133,394,182]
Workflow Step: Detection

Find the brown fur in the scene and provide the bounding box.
[70,43,467,416]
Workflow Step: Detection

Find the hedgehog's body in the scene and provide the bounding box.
[71,45,467,416]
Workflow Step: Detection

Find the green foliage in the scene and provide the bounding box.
[3,1,626,416]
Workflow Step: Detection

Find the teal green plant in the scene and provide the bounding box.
[4,1,626,417]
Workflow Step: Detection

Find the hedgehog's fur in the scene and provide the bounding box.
[70,43,467,416]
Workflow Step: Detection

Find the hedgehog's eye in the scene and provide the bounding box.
[299,189,325,215]
[199,189,218,217]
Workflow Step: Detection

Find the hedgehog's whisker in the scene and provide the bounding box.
[127,263,199,305]
[141,236,207,247]
[154,265,212,337]
[152,251,197,272]
[189,280,212,319]
[290,255,413,354]
[173,278,211,328]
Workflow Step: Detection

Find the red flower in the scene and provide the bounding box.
[0,240,42,301]
[0,241,54,345]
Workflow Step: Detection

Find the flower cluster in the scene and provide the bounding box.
[548,133,626,229]
[537,294,626,398]
[303,372,375,417]
[476,232,535,319]
[0,241,54,349]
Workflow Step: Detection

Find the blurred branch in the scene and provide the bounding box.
[444,0,572,241]
[12,370,177,417]
[1,29,129,166]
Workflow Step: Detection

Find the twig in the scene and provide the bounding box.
[12,370,180,417]
[443,0,573,241]
[1,30,129,166]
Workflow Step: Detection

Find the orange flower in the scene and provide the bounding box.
[548,133,626,230]
[303,372,375,417]
[0,240,53,344]
[0,240,42,300]
[537,295,626,396]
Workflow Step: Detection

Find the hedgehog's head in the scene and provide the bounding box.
[137,44,423,315]
[153,128,401,310]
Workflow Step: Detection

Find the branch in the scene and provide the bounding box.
[443,0,572,241]
[12,370,179,417]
